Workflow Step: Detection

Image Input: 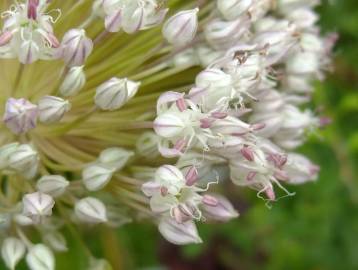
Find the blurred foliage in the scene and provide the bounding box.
[1,1,357,269]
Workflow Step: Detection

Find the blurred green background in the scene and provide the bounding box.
[3,0,358,269]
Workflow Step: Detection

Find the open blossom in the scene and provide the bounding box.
[96,0,168,33]
[0,0,59,62]
[0,0,335,266]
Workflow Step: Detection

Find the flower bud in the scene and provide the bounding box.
[14,214,34,226]
[60,29,93,67]
[153,112,186,138]
[202,194,239,221]
[135,132,160,158]
[8,144,39,179]
[95,77,140,111]
[36,175,69,197]
[3,98,38,134]
[43,232,68,252]
[121,4,145,34]
[99,147,133,170]
[22,192,55,223]
[75,197,107,223]
[105,9,123,33]
[1,237,26,270]
[158,218,202,245]
[0,142,19,170]
[155,165,185,196]
[82,164,114,191]
[162,8,199,47]
[59,66,86,97]
[26,244,55,270]
[38,96,71,124]
[217,0,252,20]
[18,40,40,64]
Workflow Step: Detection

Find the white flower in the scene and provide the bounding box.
[162,8,199,47]
[75,197,107,223]
[95,77,140,111]
[1,237,26,270]
[36,175,69,197]
[3,98,38,134]
[38,96,71,124]
[22,192,55,223]
[59,66,86,97]
[154,165,186,196]
[26,244,55,270]
[60,29,93,67]
[43,232,68,252]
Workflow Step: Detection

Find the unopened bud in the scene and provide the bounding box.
[99,147,134,170]
[95,77,140,111]
[22,192,55,223]
[1,237,26,270]
[36,175,69,197]
[38,96,71,124]
[75,197,107,223]
[59,66,86,97]
[3,98,38,134]
[8,144,39,179]
[162,8,199,47]
[82,164,114,191]
[26,244,55,270]
[60,29,93,67]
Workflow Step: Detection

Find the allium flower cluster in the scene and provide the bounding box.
[0,0,335,268]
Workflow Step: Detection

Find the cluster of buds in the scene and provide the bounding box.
[0,0,335,268]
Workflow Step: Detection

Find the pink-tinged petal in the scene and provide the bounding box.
[185,166,198,186]
[202,195,218,207]
[156,91,184,113]
[105,10,123,33]
[141,181,160,197]
[240,146,254,161]
[158,218,202,245]
[202,194,238,222]
[176,98,187,112]
[0,31,13,46]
